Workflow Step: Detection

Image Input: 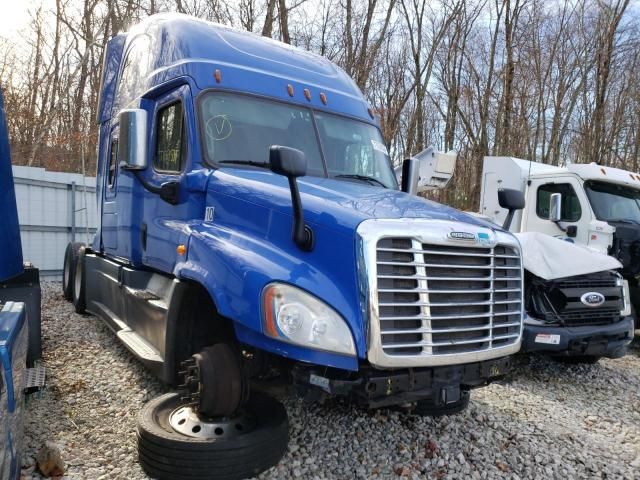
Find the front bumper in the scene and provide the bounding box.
[522,316,634,358]
[292,356,511,409]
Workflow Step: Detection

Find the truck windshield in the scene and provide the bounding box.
[585,181,640,223]
[199,92,397,189]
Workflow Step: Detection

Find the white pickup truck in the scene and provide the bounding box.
[480,156,640,328]
[408,151,635,361]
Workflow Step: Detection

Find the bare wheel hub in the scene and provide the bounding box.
[169,405,255,439]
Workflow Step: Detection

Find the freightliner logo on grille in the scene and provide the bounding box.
[448,231,476,240]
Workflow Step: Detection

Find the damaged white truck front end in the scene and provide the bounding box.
[518,232,634,360]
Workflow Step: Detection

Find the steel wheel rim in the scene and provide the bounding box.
[168,405,255,439]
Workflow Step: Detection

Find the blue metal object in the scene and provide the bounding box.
[0,89,23,282]
[0,302,28,480]
[93,14,511,372]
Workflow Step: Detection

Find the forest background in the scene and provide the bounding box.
[1,0,637,209]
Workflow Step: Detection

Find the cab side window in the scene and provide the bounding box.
[107,138,118,188]
[536,183,582,221]
[154,102,184,173]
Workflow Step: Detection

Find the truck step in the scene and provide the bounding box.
[117,330,163,363]
[24,363,46,390]
[123,286,168,310]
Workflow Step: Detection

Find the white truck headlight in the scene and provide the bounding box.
[620,278,632,317]
[262,283,356,356]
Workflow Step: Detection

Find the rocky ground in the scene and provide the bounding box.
[21,282,640,479]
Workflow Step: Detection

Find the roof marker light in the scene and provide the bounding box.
[287,84,294,97]
[319,92,327,105]
[214,69,222,83]
[303,89,311,101]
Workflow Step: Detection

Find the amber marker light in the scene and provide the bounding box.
[319,92,327,104]
[287,84,295,97]
[303,88,311,101]
[176,244,187,256]
[263,287,278,338]
[214,69,222,83]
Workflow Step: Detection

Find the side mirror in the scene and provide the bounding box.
[401,158,419,195]
[498,188,525,211]
[118,109,147,170]
[270,145,307,178]
[549,193,562,223]
[498,188,525,230]
[269,145,313,251]
[159,181,180,205]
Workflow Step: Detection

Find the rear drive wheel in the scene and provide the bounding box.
[137,391,289,480]
[72,247,87,314]
[413,390,470,416]
[62,242,84,301]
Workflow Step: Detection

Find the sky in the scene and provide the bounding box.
[0,0,55,41]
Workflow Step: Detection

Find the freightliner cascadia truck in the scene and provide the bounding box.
[63,14,525,479]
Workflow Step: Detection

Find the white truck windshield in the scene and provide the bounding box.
[199,92,397,189]
[585,181,640,223]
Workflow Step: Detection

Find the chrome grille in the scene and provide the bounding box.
[376,238,522,357]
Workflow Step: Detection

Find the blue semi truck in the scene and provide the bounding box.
[63,14,525,479]
[0,89,30,480]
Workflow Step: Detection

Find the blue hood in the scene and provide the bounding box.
[208,168,498,236]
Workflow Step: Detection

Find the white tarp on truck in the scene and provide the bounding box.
[516,232,622,280]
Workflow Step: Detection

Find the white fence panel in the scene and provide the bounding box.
[12,165,99,279]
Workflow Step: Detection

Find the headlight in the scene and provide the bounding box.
[620,278,632,317]
[262,283,356,356]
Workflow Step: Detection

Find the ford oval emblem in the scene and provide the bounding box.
[580,292,605,307]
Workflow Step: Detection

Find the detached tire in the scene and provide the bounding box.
[72,247,87,314]
[137,392,289,480]
[414,390,470,416]
[62,242,84,301]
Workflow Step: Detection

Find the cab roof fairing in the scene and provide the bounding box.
[567,162,640,189]
[103,13,376,126]
[484,156,640,190]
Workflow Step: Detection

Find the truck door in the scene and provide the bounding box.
[524,176,590,245]
[140,85,200,273]
[101,127,119,253]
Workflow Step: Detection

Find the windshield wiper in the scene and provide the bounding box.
[334,174,386,188]
[218,160,269,168]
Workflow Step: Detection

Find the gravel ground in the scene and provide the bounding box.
[21,282,640,479]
